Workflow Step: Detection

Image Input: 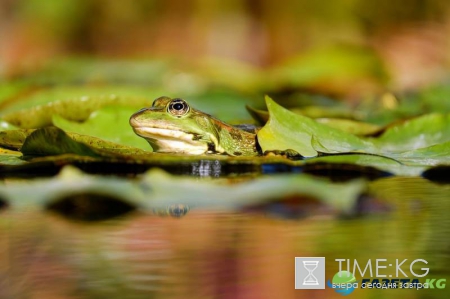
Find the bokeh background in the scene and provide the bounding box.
[1,0,450,99]
[2,2,450,299]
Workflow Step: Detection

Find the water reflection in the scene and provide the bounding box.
[191,160,222,177]
[1,177,449,299]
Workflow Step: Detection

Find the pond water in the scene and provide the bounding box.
[1,176,449,299]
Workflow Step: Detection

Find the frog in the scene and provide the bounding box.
[130,96,259,156]
[130,96,300,158]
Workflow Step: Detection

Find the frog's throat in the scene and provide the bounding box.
[132,126,218,154]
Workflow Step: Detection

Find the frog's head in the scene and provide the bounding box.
[130,96,218,154]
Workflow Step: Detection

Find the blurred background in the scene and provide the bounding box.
[2,2,450,299]
[1,0,450,99]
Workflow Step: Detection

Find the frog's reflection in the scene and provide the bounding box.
[191,160,221,177]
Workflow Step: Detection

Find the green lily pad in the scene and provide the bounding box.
[21,127,102,158]
[0,129,34,150]
[257,96,375,157]
[53,106,150,151]
[1,94,156,129]
[372,113,450,153]
[0,121,18,130]
[246,105,377,135]
[0,148,25,165]
[0,85,164,115]
[291,106,356,119]
[258,96,450,170]
[0,155,26,165]
[19,127,155,160]
[67,133,151,156]
[397,141,450,166]
[315,118,381,136]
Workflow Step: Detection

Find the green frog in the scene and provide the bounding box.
[129,96,259,156]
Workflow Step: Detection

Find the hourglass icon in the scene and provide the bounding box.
[302,261,319,285]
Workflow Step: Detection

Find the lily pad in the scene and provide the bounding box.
[1,94,155,129]
[372,113,450,153]
[53,106,150,151]
[21,127,102,158]
[397,141,450,166]
[291,106,356,119]
[257,96,375,157]
[314,118,381,136]
[19,127,155,160]
[0,155,26,166]
[0,85,164,115]
[0,129,34,150]
[246,105,378,135]
[0,121,18,130]
[0,148,25,165]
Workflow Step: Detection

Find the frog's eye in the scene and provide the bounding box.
[168,99,189,117]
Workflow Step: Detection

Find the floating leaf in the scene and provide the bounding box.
[397,141,450,166]
[314,118,381,136]
[372,113,450,153]
[0,121,18,130]
[257,96,375,157]
[53,106,150,151]
[21,127,102,158]
[0,129,34,150]
[246,105,377,135]
[67,133,151,156]
[291,106,356,119]
[1,94,155,129]
[0,148,25,165]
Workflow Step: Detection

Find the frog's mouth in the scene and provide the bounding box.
[132,126,208,154]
